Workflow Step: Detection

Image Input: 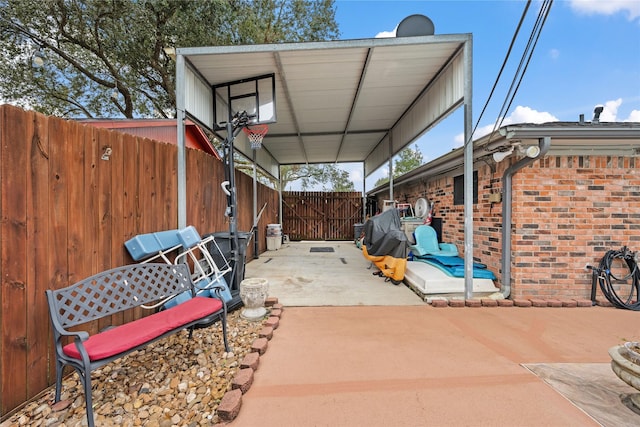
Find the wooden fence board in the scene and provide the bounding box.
[46,112,69,398]
[109,130,125,327]
[121,133,139,324]
[1,106,29,412]
[26,111,50,398]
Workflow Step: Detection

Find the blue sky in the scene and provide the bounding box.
[328,0,640,190]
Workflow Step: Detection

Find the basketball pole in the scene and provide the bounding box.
[222,112,250,293]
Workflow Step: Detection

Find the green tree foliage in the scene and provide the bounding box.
[0,0,339,118]
[276,164,353,191]
[374,144,424,187]
[234,160,356,192]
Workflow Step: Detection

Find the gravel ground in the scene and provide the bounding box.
[2,309,267,427]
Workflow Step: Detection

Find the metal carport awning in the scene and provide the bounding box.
[175,34,471,177]
[174,32,475,299]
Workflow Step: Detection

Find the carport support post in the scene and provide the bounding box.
[463,37,473,300]
[388,135,394,202]
[361,162,366,222]
[176,54,187,229]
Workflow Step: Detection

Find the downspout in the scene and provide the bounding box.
[501,136,550,298]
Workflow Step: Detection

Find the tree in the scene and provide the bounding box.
[0,0,339,118]
[374,145,424,187]
[244,163,355,192]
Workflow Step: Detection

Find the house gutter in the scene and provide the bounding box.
[500,136,551,298]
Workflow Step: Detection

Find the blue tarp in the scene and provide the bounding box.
[413,255,496,280]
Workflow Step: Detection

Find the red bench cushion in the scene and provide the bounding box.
[63,296,223,361]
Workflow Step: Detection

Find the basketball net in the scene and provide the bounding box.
[242,124,269,150]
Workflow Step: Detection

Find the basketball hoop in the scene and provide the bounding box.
[242,124,269,150]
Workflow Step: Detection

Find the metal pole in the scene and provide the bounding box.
[252,150,259,259]
[176,54,187,229]
[463,37,474,300]
[388,135,394,203]
[224,121,241,292]
[362,162,366,222]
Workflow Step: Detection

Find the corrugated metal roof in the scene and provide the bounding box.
[176,34,471,177]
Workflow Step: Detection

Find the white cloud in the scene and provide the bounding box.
[453,106,559,146]
[594,98,640,122]
[569,0,640,21]
[453,133,465,147]
[549,48,560,59]
[375,27,397,38]
[627,110,640,121]
[506,105,559,124]
[349,168,363,185]
[599,98,623,121]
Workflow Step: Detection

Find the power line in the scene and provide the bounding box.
[471,0,532,141]
[476,0,555,146]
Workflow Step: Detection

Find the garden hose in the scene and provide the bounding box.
[590,246,640,311]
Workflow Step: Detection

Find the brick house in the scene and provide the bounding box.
[367,120,640,300]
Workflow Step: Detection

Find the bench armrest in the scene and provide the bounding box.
[46,289,90,340]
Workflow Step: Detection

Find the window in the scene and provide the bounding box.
[453,171,478,205]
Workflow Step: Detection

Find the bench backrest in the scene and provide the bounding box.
[47,263,194,328]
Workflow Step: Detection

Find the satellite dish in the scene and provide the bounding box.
[396,14,435,37]
[415,198,430,218]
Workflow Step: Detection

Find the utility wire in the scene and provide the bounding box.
[472,0,553,147]
[471,0,532,143]
[495,0,554,131]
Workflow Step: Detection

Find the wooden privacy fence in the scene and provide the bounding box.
[282,191,363,240]
[0,105,279,416]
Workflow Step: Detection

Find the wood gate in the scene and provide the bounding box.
[283,191,363,240]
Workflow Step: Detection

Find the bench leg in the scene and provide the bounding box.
[54,359,65,402]
[74,366,96,427]
[221,309,230,352]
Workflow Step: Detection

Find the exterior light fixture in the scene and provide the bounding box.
[492,147,514,163]
[523,145,541,158]
[101,147,112,160]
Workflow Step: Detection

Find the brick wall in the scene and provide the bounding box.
[376,154,640,299]
[511,155,640,299]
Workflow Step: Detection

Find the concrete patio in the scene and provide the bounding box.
[244,240,426,306]
[240,241,640,426]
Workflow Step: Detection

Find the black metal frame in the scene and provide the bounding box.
[45,263,229,427]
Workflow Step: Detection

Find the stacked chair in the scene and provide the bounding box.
[124,226,233,310]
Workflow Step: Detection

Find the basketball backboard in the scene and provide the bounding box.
[213,73,276,130]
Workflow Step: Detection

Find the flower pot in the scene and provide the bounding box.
[609,343,640,390]
[239,278,269,321]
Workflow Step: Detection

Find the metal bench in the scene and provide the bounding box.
[45,263,229,427]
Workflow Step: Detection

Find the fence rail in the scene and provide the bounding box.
[0,105,278,416]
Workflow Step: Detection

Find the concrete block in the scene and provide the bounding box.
[217,389,242,422]
[497,299,514,307]
[231,368,254,394]
[259,326,274,340]
[513,299,532,307]
[251,337,268,355]
[481,298,498,307]
[240,351,260,371]
[265,316,279,329]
